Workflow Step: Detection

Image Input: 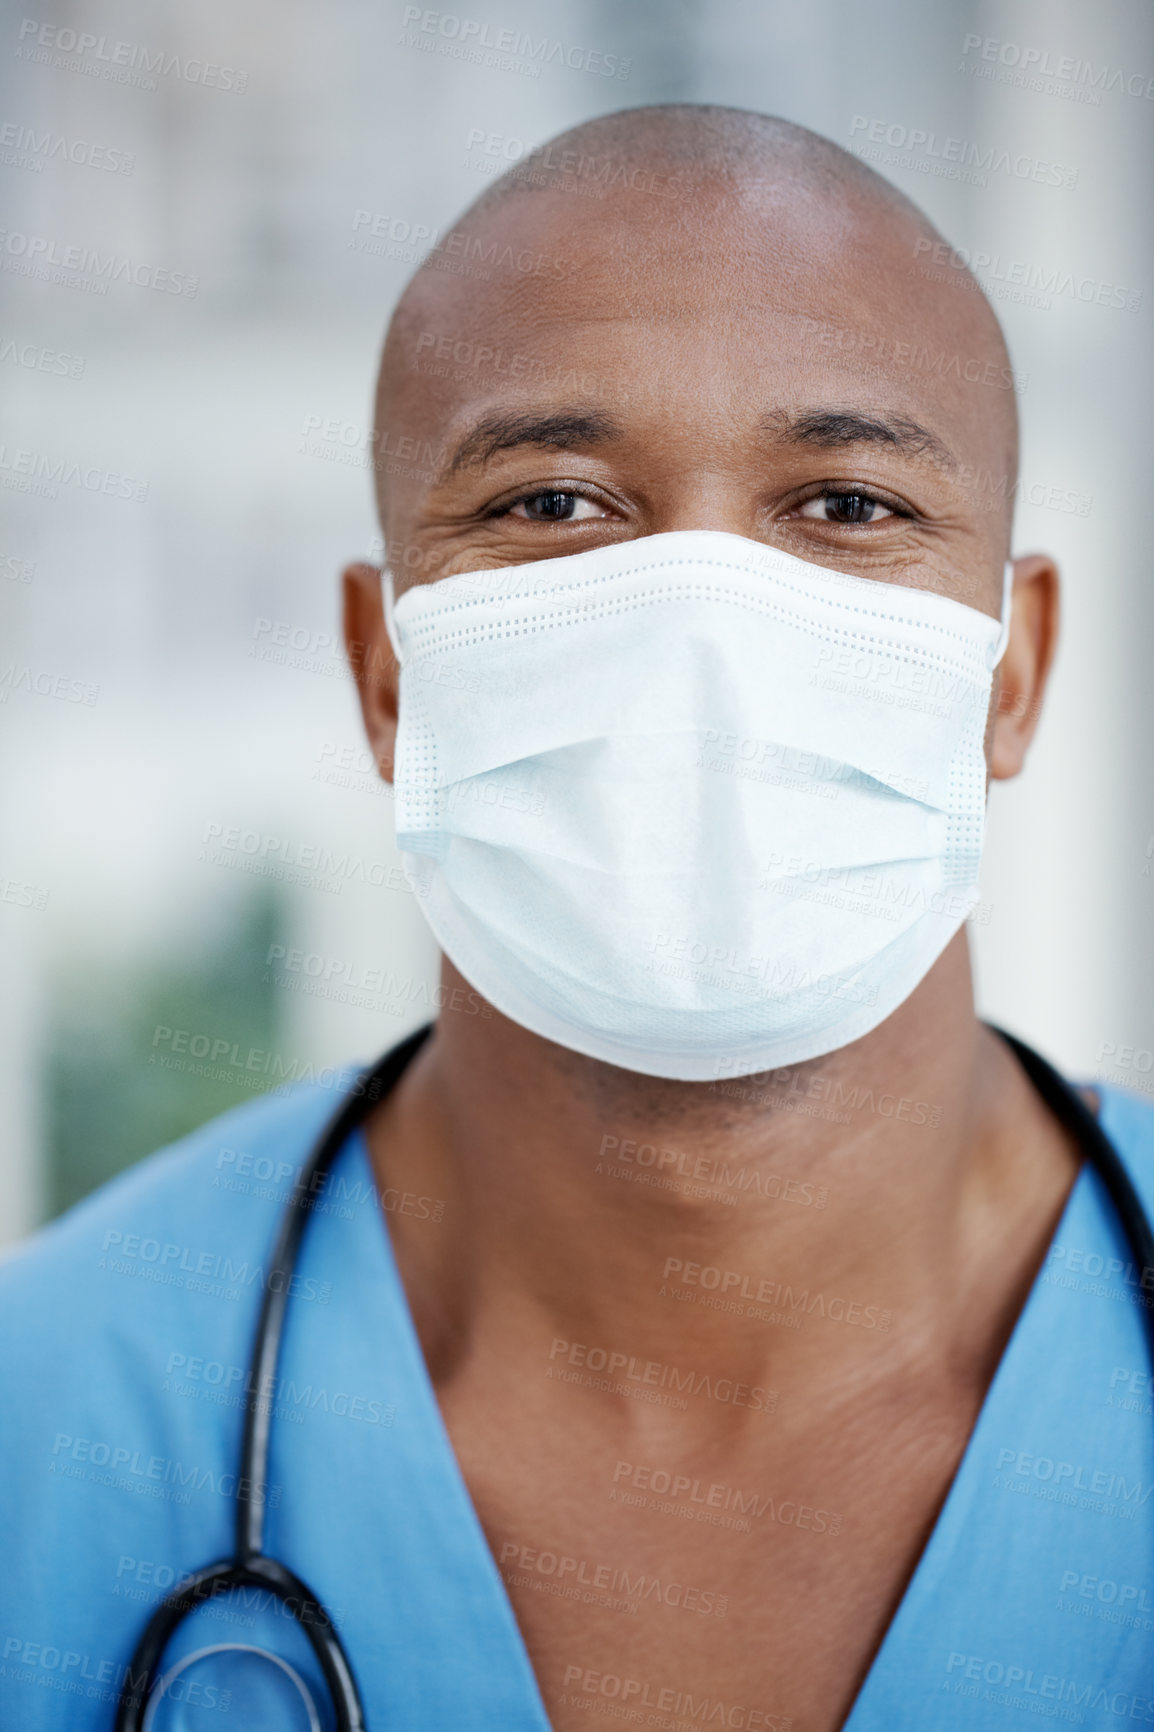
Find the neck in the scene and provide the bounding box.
[367,934,1078,1415]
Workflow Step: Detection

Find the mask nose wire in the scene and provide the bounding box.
[382,555,1015,669]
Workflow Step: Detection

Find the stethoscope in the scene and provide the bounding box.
[115,1023,1154,1731]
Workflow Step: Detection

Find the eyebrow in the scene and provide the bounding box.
[762,408,957,470]
[436,403,956,484]
[441,409,624,478]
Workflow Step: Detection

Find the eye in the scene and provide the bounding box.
[797,492,897,524]
[505,490,609,522]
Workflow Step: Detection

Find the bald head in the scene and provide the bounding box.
[372,104,1020,615]
[456,104,955,239]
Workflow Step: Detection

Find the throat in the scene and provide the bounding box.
[362,945,1076,1420]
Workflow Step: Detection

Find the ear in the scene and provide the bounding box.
[989,553,1060,781]
[342,562,398,784]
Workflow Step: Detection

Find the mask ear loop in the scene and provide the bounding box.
[382,569,405,666]
[990,560,1014,667]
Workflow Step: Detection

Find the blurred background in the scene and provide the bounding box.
[2,0,1152,1242]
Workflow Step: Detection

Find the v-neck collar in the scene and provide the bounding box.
[343,1124,1096,1730]
[348,1125,555,1727]
[838,1161,1092,1727]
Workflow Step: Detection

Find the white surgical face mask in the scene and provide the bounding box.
[383,531,1012,1081]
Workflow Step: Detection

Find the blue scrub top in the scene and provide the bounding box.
[2,1060,1154,1729]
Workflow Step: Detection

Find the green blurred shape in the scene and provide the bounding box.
[43,888,288,1220]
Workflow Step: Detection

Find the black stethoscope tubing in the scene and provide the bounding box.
[115,1024,433,1731]
[115,1022,1154,1730]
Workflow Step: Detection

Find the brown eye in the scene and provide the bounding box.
[507,491,608,522]
[798,493,896,524]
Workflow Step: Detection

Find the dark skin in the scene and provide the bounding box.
[341,124,1072,1730]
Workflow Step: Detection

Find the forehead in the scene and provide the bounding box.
[383,177,1013,470]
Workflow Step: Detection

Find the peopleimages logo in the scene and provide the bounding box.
[558,1666,790,1730]
[547,1337,777,1415]
[0,229,197,295]
[945,1651,1152,1721]
[50,1431,279,1507]
[0,337,85,378]
[960,33,1154,103]
[113,1555,348,1632]
[0,444,148,501]
[610,1459,842,1537]
[0,121,134,174]
[198,821,423,900]
[849,115,1077,189]
[162,1351,393,1426]
[912,239,1143,317]
[397,7,631,78]
[0,1635,168,1712]
[14,18,249,93]
[98,1225,332,1306]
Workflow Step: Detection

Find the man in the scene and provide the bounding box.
[2,105,1152,1732]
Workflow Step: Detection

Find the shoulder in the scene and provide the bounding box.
[0,1074,371,1724]
[0,1075,352,1358]
[1096,1079,1154,1200]
[0,1071,365,1534]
